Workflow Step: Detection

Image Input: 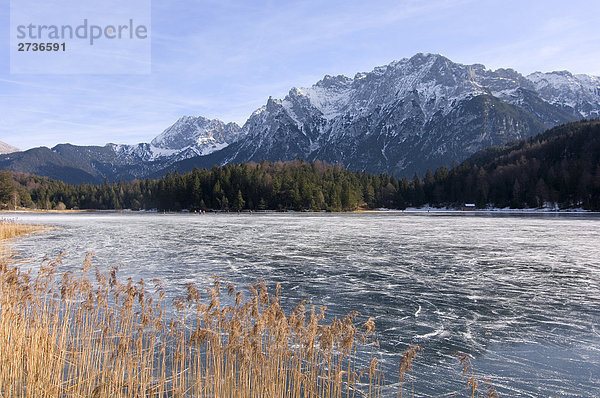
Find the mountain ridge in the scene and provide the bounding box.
[2,53,599,182]
[165,53,598,177]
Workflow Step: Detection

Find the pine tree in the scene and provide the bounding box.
[0,171,14,207]
[233,190,245,212]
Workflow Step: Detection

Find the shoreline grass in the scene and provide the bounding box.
[0,220,47,241]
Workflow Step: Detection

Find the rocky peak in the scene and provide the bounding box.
[0,141,20,155]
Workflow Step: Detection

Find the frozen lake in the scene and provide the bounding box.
[7,211,600,396]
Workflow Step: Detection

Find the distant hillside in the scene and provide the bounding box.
[0,147,100,185]
[419,119,600,209]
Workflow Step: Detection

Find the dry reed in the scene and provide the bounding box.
[0,254,384,397]
[455,351,499,398]
[0,219,46,241]
[397,344,421,398]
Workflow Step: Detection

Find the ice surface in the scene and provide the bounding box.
[9,212,600,397]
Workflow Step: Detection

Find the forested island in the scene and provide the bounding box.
[1,120,599,211]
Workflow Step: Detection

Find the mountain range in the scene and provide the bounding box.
[2,53,599,184]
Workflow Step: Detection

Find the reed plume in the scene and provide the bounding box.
[0,252,382,397]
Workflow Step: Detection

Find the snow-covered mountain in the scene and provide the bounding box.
[2,53,599,183]
[527,71,600,118]
[151,116,241,153]
[0,117,242,184]
[174,53,599,177]
[0,141,19,155]
[109,116,242,164]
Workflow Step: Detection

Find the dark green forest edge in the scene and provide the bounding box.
[2,120,600,211]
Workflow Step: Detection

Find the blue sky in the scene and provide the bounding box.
[1,0,599,150]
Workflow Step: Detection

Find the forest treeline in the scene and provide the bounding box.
[1,120,599,211]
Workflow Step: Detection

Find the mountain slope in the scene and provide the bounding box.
[424,119,600,209]
[466,119,600,170]
[0,147,99,184]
